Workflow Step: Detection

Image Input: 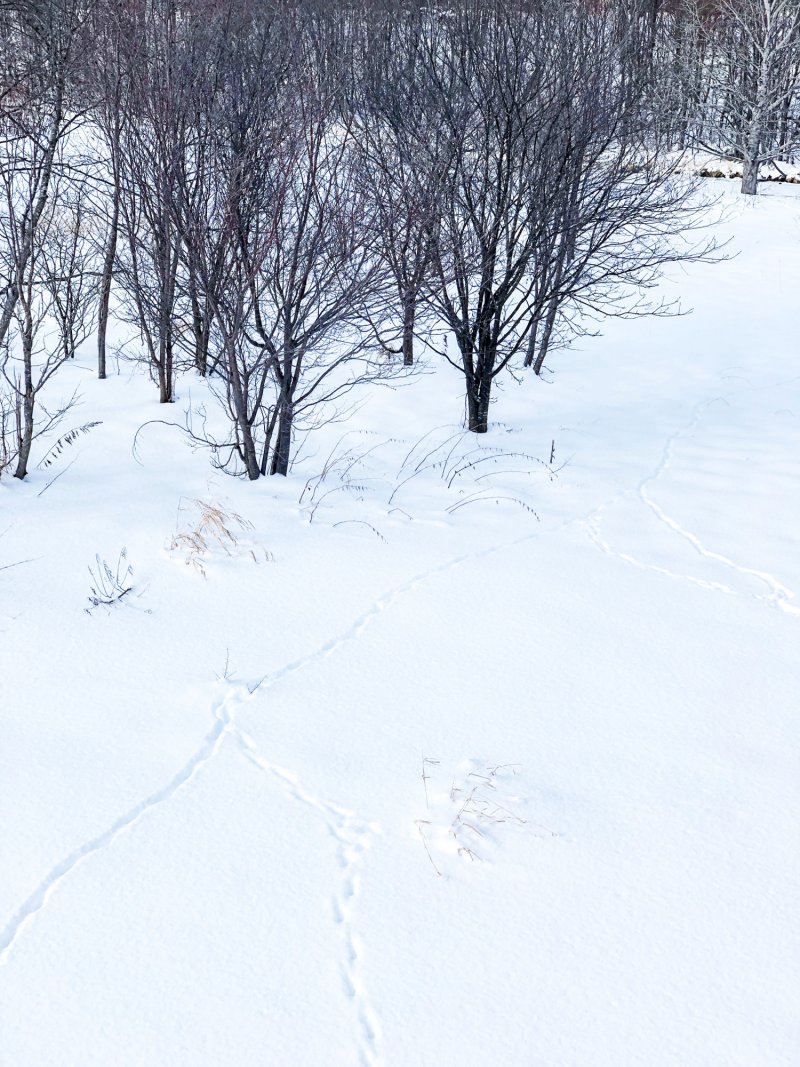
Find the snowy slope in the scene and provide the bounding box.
[1,181,798,1066]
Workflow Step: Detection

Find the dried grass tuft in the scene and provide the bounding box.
[169,498,270,576]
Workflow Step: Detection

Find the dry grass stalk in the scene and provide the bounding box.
[170,498,269,576]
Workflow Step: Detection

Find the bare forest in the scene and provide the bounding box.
[1,0,798,479]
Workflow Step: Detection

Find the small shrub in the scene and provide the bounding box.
[86,549,133,611]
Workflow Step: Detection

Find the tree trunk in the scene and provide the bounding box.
[225,342,260,480]
[402,289,416,366]
[14,310,35,480]
[466,371,492,433]
[778,88,791,153]
[524,311,541,370]
[157,319,174,402]
[741,155,760,195]
[740,41,772,197]
[97,195,119,379]
[13,393,34,480]
[158,345,173,403]
[533,292,561,376]
[240,422,261,480]
[64,305,76,358]
[188,261,209,375]
[270,400,293,475]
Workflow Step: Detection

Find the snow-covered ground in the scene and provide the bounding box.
[1,182,798,1066]
[688,151,800,185]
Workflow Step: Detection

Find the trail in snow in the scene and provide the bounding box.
[236,728,382,1067]
[639,486,800,617]
[582,390,800,617]
[583,516,739,596]
[0,681,249,962]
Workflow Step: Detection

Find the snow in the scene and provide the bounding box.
[687,151,800,185]
[1,181,799,1065]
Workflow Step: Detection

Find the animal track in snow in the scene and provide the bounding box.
[635,393,799,616]
[639,486,800,617]
[0,681,250,965]
[582,394,800,617]
[235,728,382,1067]
[583,514,740,597]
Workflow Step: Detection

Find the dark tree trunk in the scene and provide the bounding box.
[524,312,540,370]
[158,337,174,403]
[187,260,210,375]
[402,288,416,366]
[241,424,261,480]
[225,344,261,480]
[13,310,35,479]
[13,393,34,480]
[466,390,490,434]
[533,291,561,376]
[97,194,119,380]
[64,306,75,358]
[270,400,293,476]
[466,365,492,434]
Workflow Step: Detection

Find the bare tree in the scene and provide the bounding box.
[407,2,572,431]
[39,171,97,361]
[0,165,79,478]
[349,4,448,366]
[0,0,91,477]
[402,0,715,431]
[522,10,716,375]
[112,0,189,403]
[168,3,294,478]
[247,84,391,477]
[87,0,132,380]
[665,0,800,193]
[0,0,88,352]
[169,4,392,479]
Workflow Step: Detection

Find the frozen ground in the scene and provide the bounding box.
[1,182,798,1066]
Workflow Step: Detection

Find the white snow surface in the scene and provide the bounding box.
[1,183,799,1066]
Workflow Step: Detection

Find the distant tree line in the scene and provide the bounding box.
[0,0,797,480]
